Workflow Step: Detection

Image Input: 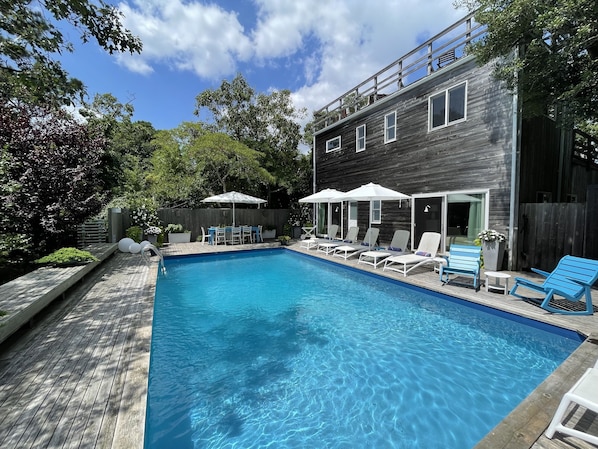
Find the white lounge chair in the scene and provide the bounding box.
[545,358,598,445]
[317,226,359,255]
[300,224,339,250]
[383,230,410,255]
[358,230,410,268]
[333,228,380,260]
[382,232,441,276]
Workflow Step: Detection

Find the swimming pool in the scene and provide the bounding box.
[145,249,582,449]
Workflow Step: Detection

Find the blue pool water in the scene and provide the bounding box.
[145,249,581,449]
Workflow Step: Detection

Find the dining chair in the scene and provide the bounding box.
[256,225,263,243]
[242,226,253,244]
[215,227,226,245]
[228,227,242,245]
[199,227,210,245]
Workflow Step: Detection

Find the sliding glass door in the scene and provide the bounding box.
[413,191,488,252]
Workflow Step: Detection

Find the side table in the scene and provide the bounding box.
[485,271,511,295]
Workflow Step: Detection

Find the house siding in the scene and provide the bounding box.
[314,58,514,249]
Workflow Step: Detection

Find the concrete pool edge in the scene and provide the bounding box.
[137,243,598,449]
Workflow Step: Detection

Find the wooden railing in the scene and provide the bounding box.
[312,13,486,131]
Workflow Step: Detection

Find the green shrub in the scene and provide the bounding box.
[36,247,99,266]
[126,226,143,242]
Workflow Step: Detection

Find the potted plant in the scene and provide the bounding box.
[144,226,162,244]
[262,225,276,239]
[165,223,191,244]
[278,235,291,246]
[477,229,507,271]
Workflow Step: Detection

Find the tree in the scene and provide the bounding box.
[0,103,108,255]
[81,93,157,197]
[194,73,308,205]
[148,123,275,207]
[458,0,598,126]
[194,132,274,194]
[148,123,207,208]
[0,0,142,107]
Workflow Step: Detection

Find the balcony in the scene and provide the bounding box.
[312,13,486,132]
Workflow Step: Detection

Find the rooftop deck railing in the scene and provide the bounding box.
[312,13,486,132]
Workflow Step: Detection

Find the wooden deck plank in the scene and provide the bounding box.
[0,249,150,449]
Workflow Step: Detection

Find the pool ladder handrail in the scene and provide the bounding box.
[141,244,166,274]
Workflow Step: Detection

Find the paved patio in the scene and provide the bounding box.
[0,240,597,448]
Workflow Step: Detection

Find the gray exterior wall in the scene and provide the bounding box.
[314,57,515,259]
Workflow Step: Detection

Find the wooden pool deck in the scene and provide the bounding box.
[0,240,597,448]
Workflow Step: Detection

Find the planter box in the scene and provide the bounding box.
[262,229,276,239]
[168,232,191,244]
[482,241,506,271]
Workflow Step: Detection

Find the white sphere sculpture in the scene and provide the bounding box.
[129,242,141,254]
[118,238,134,252]
[139,240,151,250]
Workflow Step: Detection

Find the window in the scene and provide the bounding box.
[371,200,381,224]
[429,82,467,130]
[356,124,366,152]
[384,111,396,143]
[326,136,341,153]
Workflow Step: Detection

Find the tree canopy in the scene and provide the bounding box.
[194,73,310,205]
[458,0,598,126]
[0,0,142,107]
[148,123,275,207]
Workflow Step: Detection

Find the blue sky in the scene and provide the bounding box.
[58,0,467,131]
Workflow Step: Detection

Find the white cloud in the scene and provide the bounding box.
[114,0,469,129]
[116,0,253,78]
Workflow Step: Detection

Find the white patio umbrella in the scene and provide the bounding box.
[201,191,267,227]
[299,188,345,237]
[337,182,410,247]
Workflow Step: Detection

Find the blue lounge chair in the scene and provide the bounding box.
[509,255,598,315]
[439,244,481,291]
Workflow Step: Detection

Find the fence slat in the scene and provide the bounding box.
[519,203,586,271]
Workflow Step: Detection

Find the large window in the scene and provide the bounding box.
[429,82,467,130]
[370,200,381,224]
[384,111,396,143]
[326,136,341,153]
[356,124,366,152]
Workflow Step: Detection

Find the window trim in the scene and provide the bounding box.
[325,135,341,153]
[356,124,366,152]
[384,111,397,143]
[428,81,467,131]
[370,200,382,224]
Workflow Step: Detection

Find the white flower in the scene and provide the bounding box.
[145,226,162,235]
[477,229,506,243]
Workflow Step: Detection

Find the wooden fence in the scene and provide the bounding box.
[109,208,290,242]
[76,220,107,248]
[517,202,591,271]
[155,208,290,241]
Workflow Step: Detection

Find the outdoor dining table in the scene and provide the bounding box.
[208,226,262,245]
